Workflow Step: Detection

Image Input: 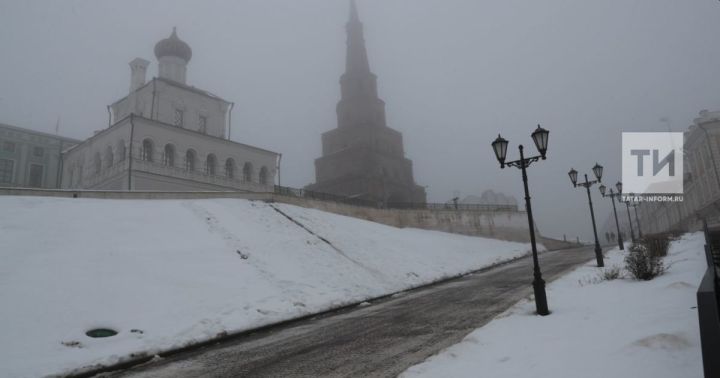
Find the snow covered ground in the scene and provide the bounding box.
[402,232,706,378]
[0,196,534,378]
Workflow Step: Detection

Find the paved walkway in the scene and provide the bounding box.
[111,246,597,378]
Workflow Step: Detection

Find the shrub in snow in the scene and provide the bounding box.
[625,243,665,280]
[601,265,622,280]
[640,234,671,258]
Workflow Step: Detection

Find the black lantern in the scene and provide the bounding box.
[568,168,578,187]
[490,125,551,315]
[567,165,605,267]
[492,134,509,168]
[592,163,603,182]
[599,184,607,196]
[616,181,623,194]
[531,125,550,159]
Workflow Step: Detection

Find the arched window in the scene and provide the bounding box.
[141,139,154,162]
[259,166,268,185]
[225,158,235,179]
[185,149,196,171]
[243,162,253,182]
[117,140,126,162]
[163,144,175,167]
[94,153,102,174]
[206,154,217,175]
[105,146,113,168]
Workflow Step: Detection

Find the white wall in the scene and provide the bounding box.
[61,116,279,192]
[112,79,230,139]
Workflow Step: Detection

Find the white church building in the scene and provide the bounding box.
[62,28,279,191]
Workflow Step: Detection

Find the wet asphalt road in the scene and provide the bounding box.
[108,246,597,378]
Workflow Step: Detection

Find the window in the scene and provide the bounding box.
[141,139,154,162]
[185,149,196,171]
[259,166,268,185]
[225,158,235,179]
[198,116,207,134]
[206,154,217,175]
[174,109,184,127]
[94,153,102,174]
[33,147,44,157]
[3,141,15,152]
[28,164,43,187]
[117,140,126,162]
[0,159,13,183]
[163,144,175,167]
[105,146,114,168]
[243,162,253,182]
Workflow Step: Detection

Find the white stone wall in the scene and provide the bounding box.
[61,120,132,190]
[112,79,229,139]
[132,117,276,183]
[61,116,278,192]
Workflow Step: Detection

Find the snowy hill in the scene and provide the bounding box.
[0,196,534,377]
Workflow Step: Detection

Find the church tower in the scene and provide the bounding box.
[306,0,426,204]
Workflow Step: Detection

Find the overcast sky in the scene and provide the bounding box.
[1,0,719,240]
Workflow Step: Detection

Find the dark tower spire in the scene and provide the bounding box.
[305,0,426,205]
[346,0,370,74]
[338,0,382,127]
[349,0,359,23]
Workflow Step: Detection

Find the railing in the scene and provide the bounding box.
[274,185,377,207]
[386,202,518,211]
[274,185,519,212]
[697,218,720,378]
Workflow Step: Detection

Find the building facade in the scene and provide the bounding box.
[0,123,80,189]
[306,1,426,204]
[61,28,279,191]
[631,110,720,235]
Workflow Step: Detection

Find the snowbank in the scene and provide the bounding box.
[402,232,706,378]
[0,196,533,377]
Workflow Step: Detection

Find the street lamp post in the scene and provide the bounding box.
[492,125,550,316]
[631,202,643,239]
[622,196,636,243]
[568,163,604,267]
[599,181,624,250]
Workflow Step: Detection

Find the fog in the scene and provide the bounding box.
[1,0,719,240]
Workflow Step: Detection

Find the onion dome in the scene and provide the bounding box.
[154,27,192,62]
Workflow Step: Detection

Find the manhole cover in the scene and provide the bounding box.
[86,328,118,338]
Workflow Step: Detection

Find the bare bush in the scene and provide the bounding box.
[640,234,671,257]
[578,265,622,287]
